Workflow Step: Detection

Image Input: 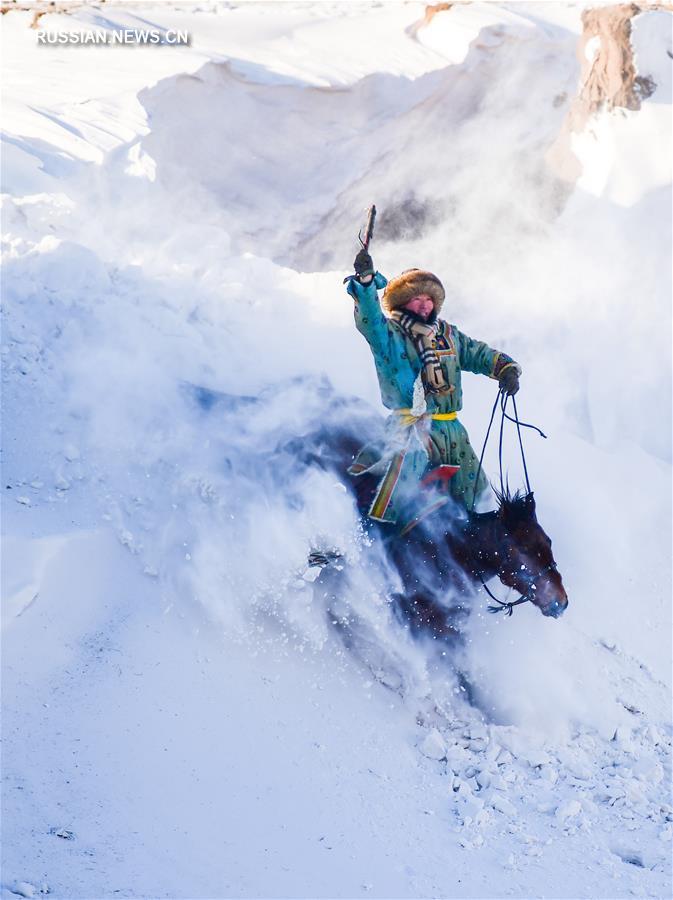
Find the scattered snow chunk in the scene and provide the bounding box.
[460,794,485,824]
[540,766,559,784]
[466,722,488,741]
[302,567,321,583]
[484,742,501,763]
[631,754,663,782]
[496,729,531,758]
[562,758,592,780]
[556,800,582,822]
[452,776,472,794]
[490,793,516,816]
[522,749,552,768]
[595,783,625,806]
[488,772,508,792]
[445,744,470,772]
[644,725,663,746]
[537,801,557,815]
[419,728,447,760]
[611,844,647,868]
[459,831,485,850]
[16,495,32,506]
[613,726,635,751]
[63,444,80,461]
[623,779,646,805]
[118,530,134,548]
[11,882,47,898]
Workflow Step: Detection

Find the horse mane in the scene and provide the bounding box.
[494,485,526,508]
[493,485,535,524]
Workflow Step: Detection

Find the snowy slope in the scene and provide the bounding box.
[2,2,671,898]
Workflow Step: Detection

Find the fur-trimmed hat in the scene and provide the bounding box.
[382,269,445,315]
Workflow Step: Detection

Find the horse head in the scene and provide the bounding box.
[492,489,568,618]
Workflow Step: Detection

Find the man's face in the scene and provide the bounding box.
[404,294,434,320]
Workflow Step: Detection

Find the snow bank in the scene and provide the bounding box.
[2,2,671,897]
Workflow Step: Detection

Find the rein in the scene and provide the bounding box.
[471,390,547,512]
[479,577,530,617]
[471,389,548,616]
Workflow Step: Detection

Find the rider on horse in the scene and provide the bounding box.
[346,248,521,525]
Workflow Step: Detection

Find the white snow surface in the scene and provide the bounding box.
[1,2,671,898]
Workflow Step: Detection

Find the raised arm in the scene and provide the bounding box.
[346,250,390,358]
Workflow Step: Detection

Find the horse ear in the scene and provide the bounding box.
[522,492,537,521]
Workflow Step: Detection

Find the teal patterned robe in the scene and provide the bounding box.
[347,272,519,524]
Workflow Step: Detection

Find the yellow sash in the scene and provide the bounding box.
[394,409,458,427]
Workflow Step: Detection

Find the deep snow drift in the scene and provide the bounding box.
[2,2,671,898]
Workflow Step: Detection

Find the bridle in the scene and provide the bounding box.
[480,560,559,616]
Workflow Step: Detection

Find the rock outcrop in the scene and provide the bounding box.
[548,3,671,184]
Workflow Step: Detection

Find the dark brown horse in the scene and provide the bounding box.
[301,426,568,641]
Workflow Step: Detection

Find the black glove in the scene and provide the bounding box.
[499,367,520,396]
[353,249,375,282]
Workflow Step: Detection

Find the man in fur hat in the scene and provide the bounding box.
[346,248,521,525]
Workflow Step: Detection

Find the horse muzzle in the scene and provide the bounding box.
[542,597,568,618]
[536,583,569,618]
